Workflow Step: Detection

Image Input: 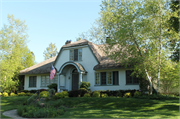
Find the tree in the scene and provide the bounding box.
[43,42,58,60]
[88,0,178,94]
[169,0,179,62]
[159,60,179,93]
[0,14,36,93]
[76,37,82,41]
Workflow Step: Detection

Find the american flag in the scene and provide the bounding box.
[50,65,56,80]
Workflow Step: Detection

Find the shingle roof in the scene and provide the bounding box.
[19,40,130,75]
[59,61,87,73]
[19,56,56,75]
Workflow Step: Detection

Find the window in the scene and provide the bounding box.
[107,72,112,85]
[46,76,50,86]
[95,72,100,85]
[29,76,36,87]
[70,49,82,61]
[126,70,139,84]
[41,75,58,87]
[101,72,106,85]
[70,50,73,61]
[95,71,119,85]
[78,49,82,61]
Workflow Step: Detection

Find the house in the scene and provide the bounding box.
[19,39,139,92]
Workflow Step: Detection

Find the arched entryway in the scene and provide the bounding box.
[57,61,87,92]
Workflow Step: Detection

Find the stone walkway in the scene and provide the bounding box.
[3,109,27,119]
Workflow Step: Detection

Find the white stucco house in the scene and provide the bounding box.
[19,39,139,92]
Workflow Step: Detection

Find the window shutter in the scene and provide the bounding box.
[33,76,36,87]
[74,49,78,61]
[113,71,119,85]
[29,77,32,87]
[126,70,132,84]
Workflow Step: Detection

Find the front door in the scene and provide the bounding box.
[72,69,79,90]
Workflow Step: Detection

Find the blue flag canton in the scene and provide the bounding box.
[51,66,54,70]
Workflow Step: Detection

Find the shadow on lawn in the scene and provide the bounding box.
[61,97,179,118]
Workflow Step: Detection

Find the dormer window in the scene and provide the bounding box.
[70,49,82,61]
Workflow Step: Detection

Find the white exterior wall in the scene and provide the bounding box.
[54,46,99,91]
[54,49,69,71]
[24,75,45,90]
[24,74,57,90]
[91,69,139,91]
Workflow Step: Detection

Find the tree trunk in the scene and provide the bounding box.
[132,37,153,94]
[157,1,162,93]
[145,69,153,94]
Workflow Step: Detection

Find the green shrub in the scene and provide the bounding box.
[32,109,47,118]
[58,105,66,111]
[123,92,131,98]
[0,92,2,96]
[40,91,50,98]
[92,91,100,97]
[26,92,33,96]
[57,109,64,115]
[45,97,51,101]
[84,93,91,97]
[55,92,63,98]
[10,92,17,96]
[52,94,58,99]
[55,91,69,98]
[17,105,25,116]
[18,92,26,96]
[51,99,64,108]
[48,88,56,97]
[80,82,90,90]
[2,92,8,97]
[68,89,87,97]
[64,96,69,98]
[134,91,141,97]
[117,91,123,97]
[101,93,108,98]
[79,88,88,91]
[45,107,57,118]
[47,83,57,92]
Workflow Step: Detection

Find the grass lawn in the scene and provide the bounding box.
[59,97,179,118]
[0,96,30,118]
[1,96,179,118]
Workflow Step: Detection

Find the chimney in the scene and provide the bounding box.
[65,40,72,45]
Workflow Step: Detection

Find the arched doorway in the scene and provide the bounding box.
[57,61,87,92]
[72,69,79,90]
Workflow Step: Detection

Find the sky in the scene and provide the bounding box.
[0,0,102,63]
